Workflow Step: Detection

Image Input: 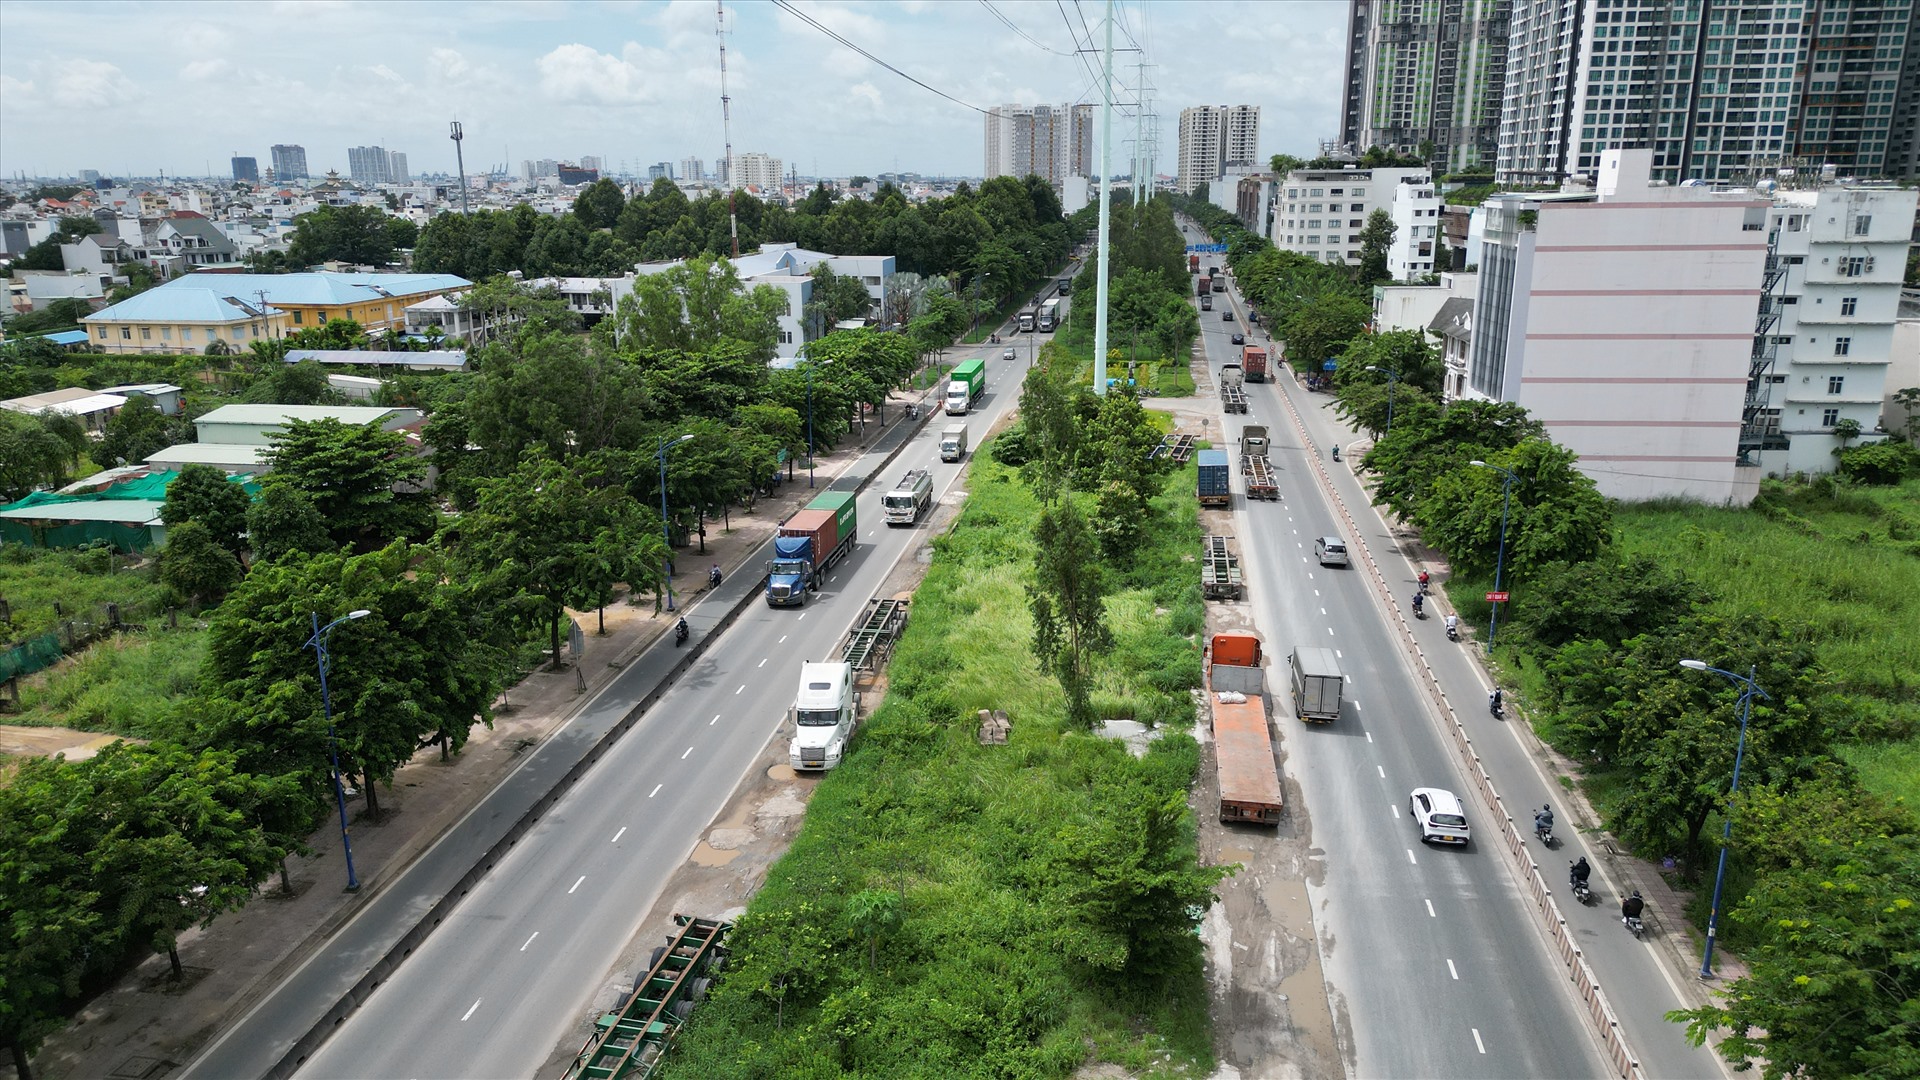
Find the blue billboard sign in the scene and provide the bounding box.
[1184,243,1228,254]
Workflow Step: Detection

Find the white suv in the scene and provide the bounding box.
[1410,788,1471,845]
[1315,536,1349,567]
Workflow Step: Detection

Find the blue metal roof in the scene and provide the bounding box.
[45,330,89,345]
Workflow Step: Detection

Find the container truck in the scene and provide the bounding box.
[1189,253,1200,273]
[766,491,857,606]
[1242,344,1268,383]
[789,661,859,771]
[1196,449,1231,507]
[1018,309,1036,333]
[939,422,969,462]
[1038,298,1061,332]
[1211,277,1225,293]
[882,469,933,526]
[945,358,986,415]
[1197,276,1212,298]
[1200,294,1213,312]
[1288,646,1344,722]
[1208,632,1283,825]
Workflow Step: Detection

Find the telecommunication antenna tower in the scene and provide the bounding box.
[718,1,739,259]
[449,121,470,214]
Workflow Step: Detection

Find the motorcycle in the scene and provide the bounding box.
[1489,692,1505,719]
[1330,445,1341,462]
[1623,913,1645,938]
[1411,594,1426,619]
[1446,620,1460,642]
[1569,865,1594,905]
[674,619,690,646]
[1535,820,1557,847]
[906,402,919,421]
[708,567,723,590]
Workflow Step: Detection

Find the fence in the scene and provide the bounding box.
[0,600,157,691]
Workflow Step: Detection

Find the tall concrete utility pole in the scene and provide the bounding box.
[719,1,739,259]
[1093,0,1115,396]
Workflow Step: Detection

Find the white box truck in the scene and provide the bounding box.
[940,423,969,462]
[789,661,859,772]
[1289,646,1344,722]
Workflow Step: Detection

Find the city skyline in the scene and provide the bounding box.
[0,0,1348,181]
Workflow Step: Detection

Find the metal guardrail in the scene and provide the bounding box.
[1272,371,1649,1080]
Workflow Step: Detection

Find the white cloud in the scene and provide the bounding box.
[51,59,142,109]
[180,59,230,82]
[536,42,661,107]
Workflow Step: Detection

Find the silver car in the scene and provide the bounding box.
[1314,536,1349,567]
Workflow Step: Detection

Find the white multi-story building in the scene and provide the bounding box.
[1498,0,1919,186]
[271,144,308,180]
[1752,184,1920,476]
[1386,174,1443,281]
[1467,150,1770,503]
[630,244,896,350]
[727,152,783,192]
[679,157,705,184]
[1177,105,1259,194]
[1271,166,1430,267]
[984,103,1095,184]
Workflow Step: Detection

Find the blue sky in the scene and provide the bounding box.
[0,0,1347,180]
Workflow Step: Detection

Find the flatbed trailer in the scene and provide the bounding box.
[1220,383,1248,413]
[1202,534,1243,600]
[842,595,910,672]
[564,915,730,1080]
[1243,454,1278,500]
[1151,433,1199,463]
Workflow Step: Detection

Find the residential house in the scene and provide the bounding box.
[148,215,238,273]
[1,386,127,436]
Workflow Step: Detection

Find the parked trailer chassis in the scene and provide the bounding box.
[1202,534,1244,600]
[564,915,731,1080]
[842,595,911,673]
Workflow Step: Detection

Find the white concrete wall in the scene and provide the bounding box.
[1513,195,1767,503]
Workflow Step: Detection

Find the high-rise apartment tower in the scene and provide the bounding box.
[1338,0,1511,173]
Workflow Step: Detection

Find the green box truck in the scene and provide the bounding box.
[945,358,986,415]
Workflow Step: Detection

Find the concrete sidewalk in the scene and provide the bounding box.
[17,373,954,1080]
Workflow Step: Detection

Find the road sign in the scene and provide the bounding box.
[1486,591,1510,603]
[1322,360,1338,371]
[1185,243,1228,254]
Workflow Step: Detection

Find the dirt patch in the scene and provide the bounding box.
[0,724,131,761]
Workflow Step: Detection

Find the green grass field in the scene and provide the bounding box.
[1,545,172,641]
[663,450,1217,1079]
[1611,478,1920,801]
[10,628,207,738]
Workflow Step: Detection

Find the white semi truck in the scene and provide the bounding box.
[788,661,859,772]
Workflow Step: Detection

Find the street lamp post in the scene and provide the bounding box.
[1469,460,1517,648]
[305,608,371,892]
[804,363,814,489]
[657,433,695,612]
[1679,660,1771,980]
[1366,365,1402,436]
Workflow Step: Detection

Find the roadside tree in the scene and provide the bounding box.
[260,418,433,551]
[161,462,252,557]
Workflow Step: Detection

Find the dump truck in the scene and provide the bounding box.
[939,422,969,462]
[1197,449,1231,508]
[945,358,986,415]
[1289,646,1344,722]
[882,469,933,526]
[1208,632,1283,825]
[1243,344,1269,383]
[1197,276,1212,298]
[789,661,859,771]
[767,491,857,606]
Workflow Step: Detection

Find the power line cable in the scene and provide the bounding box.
[979,0,1074,56]
[770,0,987,114]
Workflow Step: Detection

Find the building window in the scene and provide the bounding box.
[140,327,151,340]
[161,327,171,340]
[1822,407,1841,427]
[778,329,793,344]
[206,329,217,342]
[1853,214,1871,235]
[97,328,108,340]
[293,311,304,325]
[1840,296,1857,316]
[1841,256,1875,277]
[1834,337,1851,356]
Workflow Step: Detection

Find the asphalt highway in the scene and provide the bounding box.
[184,350,1030,1080]
[1194,232,1723,1079]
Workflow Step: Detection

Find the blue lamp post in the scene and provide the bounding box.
[1469,459,1517,648]
[657,433,695,612]
[1366,365,1403,435]
[305,608,370,892]
[804,363,815,489]
[1679,659,1771,980]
